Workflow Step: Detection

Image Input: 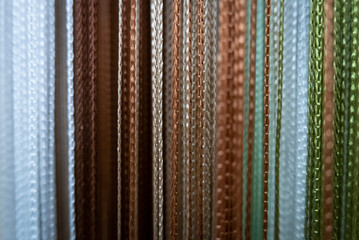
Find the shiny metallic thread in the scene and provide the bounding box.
[151,0,164,239]
[170,0,181,238]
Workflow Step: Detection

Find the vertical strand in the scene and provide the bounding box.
[66,0,76,238]
[163,0,173,238]
[345,1,358,239]
[245,0,257,237]
[128,1,136,239]
[203,0,218,238]
[267,0,279,238]
[197,0,204,238]
[333,0,345,238]
[216,0,230,238]
[263,0,271,238]
[295,0,309,239]
[306,0,324,238]
[323,0,334,238]
[151,0,164,238]
[253,0,264,238]
[170,0,181,238]
[234,0,247,239]
[280,0,297,238]
[117,0,123,237]
[74,0,98,238]
[274,0,284,239]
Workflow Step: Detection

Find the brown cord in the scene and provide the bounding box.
[245,0,257,238]
[170,0,181,238]
[196,0,205,238]
[120,0,131,238]
[263,0,271,238]
[323,0,334,238]
[74,0,98,239]
[128,1,136,239]
[216,0,229,238]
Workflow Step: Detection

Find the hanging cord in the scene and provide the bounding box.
[170,0,181,238]
[306,0,324,238]
[333,0,345,238]
[295,0,310,239]
[274,0,284,239]
[323,0,334,238]
[263,0,271,238]
[245,0,257,237]
[151,0,164,239]
[345,0,358,238]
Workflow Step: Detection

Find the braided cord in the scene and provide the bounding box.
[151,0,164,238]
[323,0,334,238]
[345,1,358,239]
[203,0,217,238]
[245,0,257,237]
[252,0,264,238]
[306,0,324,238]
[268,0,279,238]
[170,0,180,238]
[333,0,345,238]
[352,3,359,237]
[263,0,271,238]
[274,0,284,238]
[197,0,204,238]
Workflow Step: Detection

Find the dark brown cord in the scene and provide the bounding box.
[74,0,98,239]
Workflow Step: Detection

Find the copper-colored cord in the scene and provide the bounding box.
[323,0,334,238]
[197,0,204,238]
[128,1,136,239]
[170,0,181,238]
[245,0,257,238]
[74,1,98,239]
[263,0,271,238]
[187,0,193,237]
[216,0,230,238]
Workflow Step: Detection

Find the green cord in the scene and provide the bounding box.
[274,0,284,239]
[306,0,324,239]
[333,0,345,238]
[345,1,359,239]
